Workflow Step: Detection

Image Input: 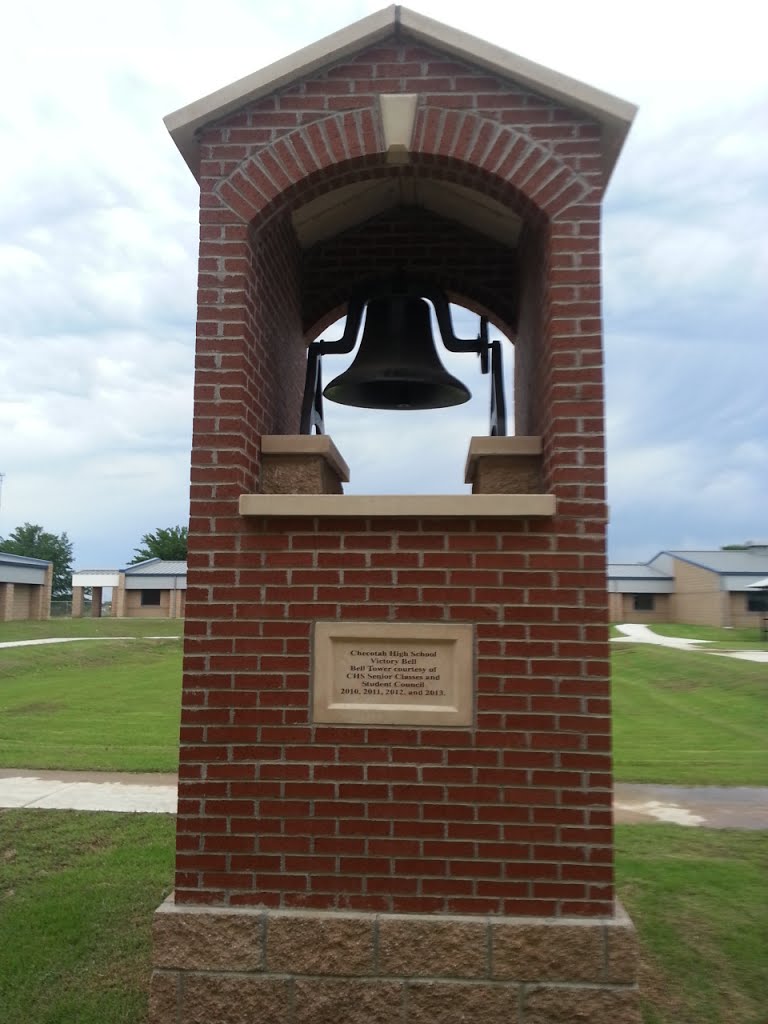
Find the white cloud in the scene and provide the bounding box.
[0,0,765,568]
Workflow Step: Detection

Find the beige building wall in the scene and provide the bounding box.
[123,589,186,619]
[38,564,53,619]
[0,567,52,622]
[629,592,670,623]
[608,592,623,622]
[11,584,33,620]
[610,592,670,623]
[727,592,767,630]
[112,574,127,617]
[670,559,724,626]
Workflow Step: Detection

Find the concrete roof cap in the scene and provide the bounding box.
[165,4,636,182]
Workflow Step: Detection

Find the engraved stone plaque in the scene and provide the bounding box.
[313,622,473,726]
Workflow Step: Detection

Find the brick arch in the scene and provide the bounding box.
[215,108,383,225]
[214,106,594,227]
[411,106,593,219]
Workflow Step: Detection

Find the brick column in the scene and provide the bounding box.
[29,565,52,619]
[40,563,53,619]
[0,583,13,622]
[112,574,127,617]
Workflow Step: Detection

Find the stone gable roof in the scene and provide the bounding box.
[165,5,635,180]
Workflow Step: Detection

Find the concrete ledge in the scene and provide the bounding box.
[149,899,639,1024]
[465,435,542,461]
[239,493,556,517]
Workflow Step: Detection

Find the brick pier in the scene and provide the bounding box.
[150,8,640,1022]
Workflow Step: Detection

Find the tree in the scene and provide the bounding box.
[130,525,188,564]
[0,522,74,598]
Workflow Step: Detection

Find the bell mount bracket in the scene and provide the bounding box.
[299,277,507,436]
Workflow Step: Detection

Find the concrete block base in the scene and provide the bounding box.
[260,435,350,495]
[149,897,640,1024]
[464,437,544,495]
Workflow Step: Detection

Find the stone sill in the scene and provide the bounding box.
[239,493,556,517]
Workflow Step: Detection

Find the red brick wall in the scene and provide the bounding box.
[178,37,611,917]
[178,515,612,916]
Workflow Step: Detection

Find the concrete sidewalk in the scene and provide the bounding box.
[611,623,768,662]
[1,769,766,828]
[0,768,177,814]
[0,636,180,649]
[3,625,763,824]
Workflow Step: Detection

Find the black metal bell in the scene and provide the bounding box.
[323,296,472,410]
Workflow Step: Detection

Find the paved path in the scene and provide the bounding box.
[0,636,179,649]
[0,768,177,814]
[613,783,768,829]
[2,625,764,824]
[611,622,768,662]
[1,769,765,828]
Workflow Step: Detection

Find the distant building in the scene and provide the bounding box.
[607,562,674,623]
[0,551,53,621]
[71,546,768,628]
[71,559,187,619]
[609,544,768,627]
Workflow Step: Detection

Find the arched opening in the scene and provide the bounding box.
[234,147,558,457]
[267,164,549,492]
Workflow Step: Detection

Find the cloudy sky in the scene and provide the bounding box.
[0,0,765,570]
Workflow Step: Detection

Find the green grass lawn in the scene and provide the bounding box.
[612,644,767,785]
[0,811,765,1024]
[0,617,183,642]
[616,825,768,1024]
[1,618,766,784]
[1,619,766,1021]
[0,635,182,772]
[0,809,174,1024]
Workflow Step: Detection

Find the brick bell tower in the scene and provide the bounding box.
[149,8,640,1023]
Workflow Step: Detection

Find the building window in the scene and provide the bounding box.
[746,593,766,613]
[141,590,162,607]
[633,594,655,611]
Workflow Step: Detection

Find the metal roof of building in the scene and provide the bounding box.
[72,568,122,575]
[661,549,768,575]
[0,550,51,567]
[607,564,673,580]
[124,559,188,576]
